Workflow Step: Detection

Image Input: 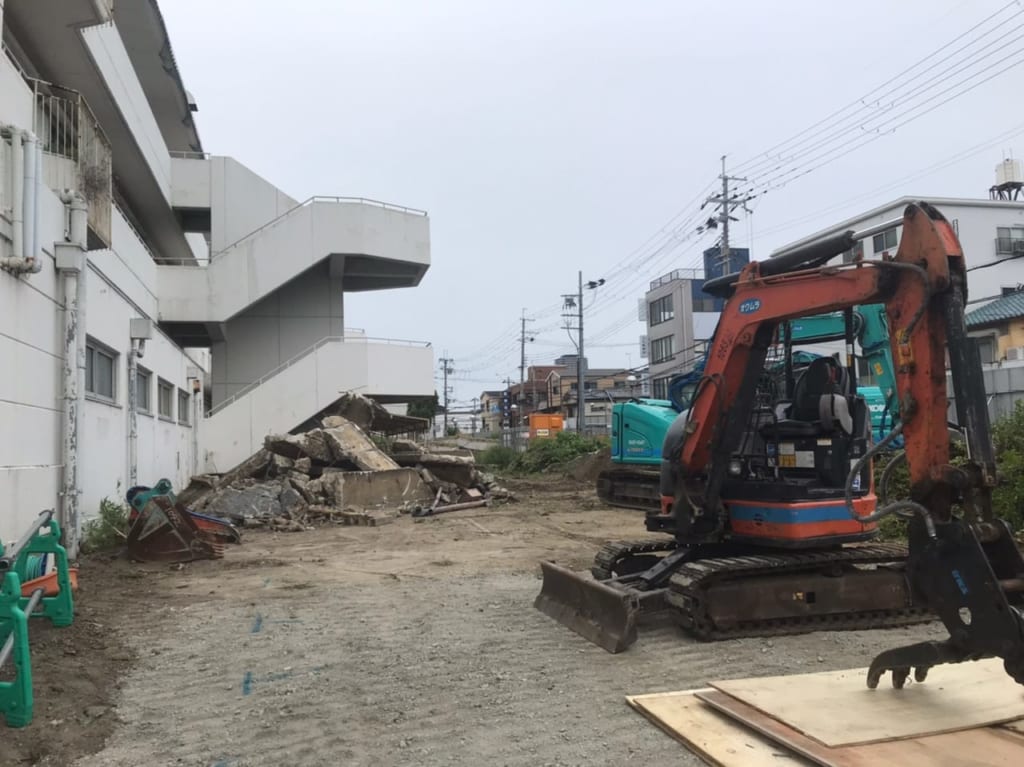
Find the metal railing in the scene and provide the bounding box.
[32,79,112,246]
[649,267,704,291]
[206,334,432,417]
[995,236,1024,256]
[169,151,212,159]
[156,195,429,266]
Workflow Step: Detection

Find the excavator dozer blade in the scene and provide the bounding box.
[126,495,224,563]
[534,560,639,653]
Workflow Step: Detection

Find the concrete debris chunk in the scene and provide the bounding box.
[321,420,400,472]
[178,394,513,532]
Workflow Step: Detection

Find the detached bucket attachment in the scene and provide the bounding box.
[534,560,639,653]
[126,495,223,563]
[186,511,242,545]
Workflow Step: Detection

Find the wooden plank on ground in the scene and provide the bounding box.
[709,657,1024,747]
[697,689,1024,767]
[1003,719,1024,735]
[626,689,811,766]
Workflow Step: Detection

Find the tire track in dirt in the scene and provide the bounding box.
[75,566,948,767]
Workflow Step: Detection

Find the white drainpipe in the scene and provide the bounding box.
[1,128,44,274]
[127,339,142,488]
[57,191,89,557]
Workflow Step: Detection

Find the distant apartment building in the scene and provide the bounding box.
[773,185,1024,364]
[642,247,751,399]
[0,0,432,549]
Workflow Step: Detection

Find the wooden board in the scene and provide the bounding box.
[709,657,1024,747]
[698,689,1024,767]
[1004,719,1024,735]
[626,689,811,766]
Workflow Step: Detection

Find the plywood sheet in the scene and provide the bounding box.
[698,689,1024,767]
[709,657,1024,747]
[626,689,810,766]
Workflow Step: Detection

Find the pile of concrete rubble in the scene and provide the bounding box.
[178,400,513,532]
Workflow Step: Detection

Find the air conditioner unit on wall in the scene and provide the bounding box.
[1014,240,1024,254]
[1006,346,1024,361]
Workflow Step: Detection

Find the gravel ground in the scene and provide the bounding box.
[11,477,949,766]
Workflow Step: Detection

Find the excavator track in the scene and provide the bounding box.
[590,538,680,580]
[665,543,935,640]
[596,469,662,512]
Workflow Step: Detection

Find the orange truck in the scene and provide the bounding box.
[528,413,563,439]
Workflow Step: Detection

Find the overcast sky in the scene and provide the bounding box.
[161,0,1024,406]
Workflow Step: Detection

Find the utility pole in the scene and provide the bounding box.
[439,356,454,434]
[563,272,605,433]
[519,308,534,424]
[702,155,755,270]
[576,271,584,434]
[471,396,479,435]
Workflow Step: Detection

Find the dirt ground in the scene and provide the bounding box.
[2,476,949,766]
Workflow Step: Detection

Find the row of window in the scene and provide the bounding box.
[85,338,193,425]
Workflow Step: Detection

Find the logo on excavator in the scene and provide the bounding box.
[738,298,761,314]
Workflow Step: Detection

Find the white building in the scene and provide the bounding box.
[0,0,433,550]
[773,191,1024,306]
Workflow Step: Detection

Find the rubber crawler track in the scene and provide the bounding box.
[589,540,935,639]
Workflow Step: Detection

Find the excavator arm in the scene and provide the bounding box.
[676,201,1024,685]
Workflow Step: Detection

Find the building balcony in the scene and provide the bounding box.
[32,79,112,247]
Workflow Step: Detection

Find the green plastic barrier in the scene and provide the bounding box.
[0,515,75,728]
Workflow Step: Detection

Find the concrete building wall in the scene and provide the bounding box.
[81,24,173,201]
[210,262,344,404]
[203,338,434,471]
[210,157,298,253]
[79,262,201,512]
[0,179,202,541]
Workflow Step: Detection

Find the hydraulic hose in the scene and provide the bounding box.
[844,423,937,538]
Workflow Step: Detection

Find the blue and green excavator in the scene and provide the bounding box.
[597,303,900,511]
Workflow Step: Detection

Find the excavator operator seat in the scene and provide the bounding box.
[761,357,851,440]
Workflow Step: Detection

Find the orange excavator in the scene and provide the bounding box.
[535,201,1024,688]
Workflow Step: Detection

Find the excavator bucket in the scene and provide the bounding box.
[534,561,639,653]
[125,494,223,563]
[186,511,242,545]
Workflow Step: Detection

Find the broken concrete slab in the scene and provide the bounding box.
[322,421,400,472]
[393,453,476,487]
[264,431,333,463]
[204,483,283,521]
[330,468,434,512]
[278,485,305,515]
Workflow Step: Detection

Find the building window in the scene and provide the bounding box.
[157,379,174,420]
[85,338,117,402]
[648,295,674,326]
[650,335,674,364]
[996,227,1024,255]
[872,228,898,253]
[692,295,717,312]
[178,389,191,425]
[652,376,671,400]
[136,367,152,413]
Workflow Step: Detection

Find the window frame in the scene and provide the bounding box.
[177,388,192,426]
[648,294,674,326]
[652,376,671,400]
[85,337,118,403]
[650,335,675,364]
[872,228,898,253]
[136,365,152,414]
[157,378,175,421]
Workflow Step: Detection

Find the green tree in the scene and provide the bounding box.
[407,392,440,420]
